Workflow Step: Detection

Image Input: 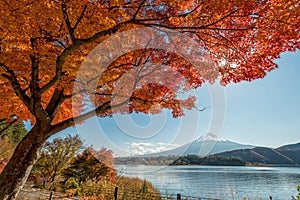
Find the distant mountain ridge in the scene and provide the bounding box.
[214,142,300,165]
[276,142,300,150]
[143,133,255,157]
[115,138,300,166]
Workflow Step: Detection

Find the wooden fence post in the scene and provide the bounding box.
[114,186,118,200]
[177,193,181,200]
[49,191,53,200]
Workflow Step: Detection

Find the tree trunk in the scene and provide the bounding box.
[0,125,48,200]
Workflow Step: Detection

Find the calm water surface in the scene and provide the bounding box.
[116,165,300,199]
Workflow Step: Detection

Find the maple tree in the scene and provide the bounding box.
[0,0,299,199]
[87,146,115,167]
[63,147,116,184]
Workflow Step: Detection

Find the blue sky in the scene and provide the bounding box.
[223,51,300,148]
[59,51,300,156]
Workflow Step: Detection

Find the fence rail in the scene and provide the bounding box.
[18,187,225,200]
[88,187,223,200]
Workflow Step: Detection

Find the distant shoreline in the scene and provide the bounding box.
[114,154,300,167]
[115,163,300,168]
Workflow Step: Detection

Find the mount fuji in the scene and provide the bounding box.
[144,133,255,157]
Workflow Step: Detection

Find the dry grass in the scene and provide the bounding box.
[17,189,80,200]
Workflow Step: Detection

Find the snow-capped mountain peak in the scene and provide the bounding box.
[142,133,254,157]
[196,133,227,142]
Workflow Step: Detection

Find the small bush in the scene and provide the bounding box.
[65,178,81,197]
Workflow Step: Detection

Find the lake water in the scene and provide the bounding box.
[116,165,300,199]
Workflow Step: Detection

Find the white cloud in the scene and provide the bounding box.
[124,142,179,156]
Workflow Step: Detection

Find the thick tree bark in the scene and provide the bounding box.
[0,125,48,200]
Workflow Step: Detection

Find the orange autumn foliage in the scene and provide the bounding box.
[0,0,298,125]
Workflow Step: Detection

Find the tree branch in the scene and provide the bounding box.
[29,38,40,100]
[40,19,130,96]
[134,20,255,31]
[47,101,111,137]
[132,0,146,20]
[40,46,75,119]
[201,9,239,29]
[133,2,203,22]
[73,4,88,31]
[61,2,75,42]
[41,19,130,119]
[45,89,65,121]
[76,20,130,44]
[38,45,76,95]
[0,63,32,111]
[133,8,256,32]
